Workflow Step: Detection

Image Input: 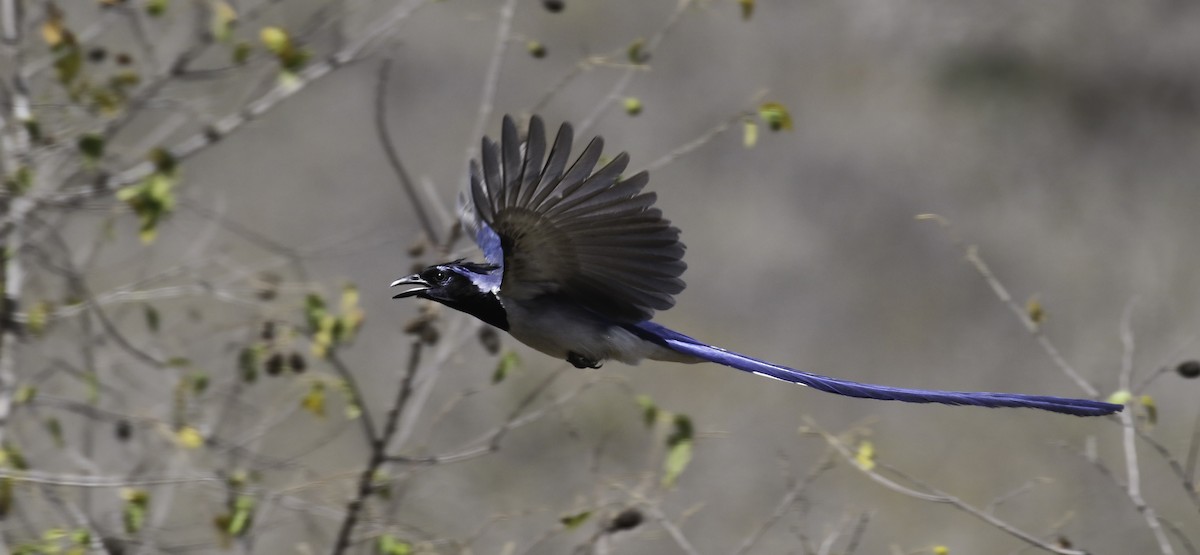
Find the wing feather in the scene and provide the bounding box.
[463,115,687,322]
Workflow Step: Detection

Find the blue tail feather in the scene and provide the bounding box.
[629,322,1122,417]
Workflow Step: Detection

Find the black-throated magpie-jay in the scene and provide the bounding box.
[391,115,1121,417]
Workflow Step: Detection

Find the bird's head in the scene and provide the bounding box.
[391,262,483,302]
[390,261,508,329]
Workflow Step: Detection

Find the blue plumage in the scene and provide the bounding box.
[393,115,1122,418]
[627,322,1119,417]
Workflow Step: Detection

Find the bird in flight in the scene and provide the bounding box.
[392,115,1122,417]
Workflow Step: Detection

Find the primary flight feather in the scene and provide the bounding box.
[392,115,1122,417]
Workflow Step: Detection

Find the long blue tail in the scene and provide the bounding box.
[629,322,1122,417]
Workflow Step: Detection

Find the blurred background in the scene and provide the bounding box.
[6,0,1200,553]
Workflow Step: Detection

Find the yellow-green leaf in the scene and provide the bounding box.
[377,534,412,555]
[232,41,252,65]
[636,395,658,427]
[623,97,643,116]
[228,495,254,536]
[259,27,290,54]
[144,304,160,333]
[41,6,70,47]
[1140,394,1157,425]
[1025,295,1044,325]
[560,510,592,530]
[855,440,875,471]
[77,134,105,163]
[627,38,647,64]
[739,0,754,20]
[302,381,326,417]
[527,40,547,59]
[122,488,149,533]
[176,426,204,449]
[27,301,50,337]
[933,546,950,555]
[743,119,758,148]
[45,417,64,448]
[146,0,168,17]
[14,385,36,404]
[493,350,520,383]
[758,102,793,131]
[662,439,692,487]
[211,0,237,42]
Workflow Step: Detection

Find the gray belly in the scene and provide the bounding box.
[500,297,697,365]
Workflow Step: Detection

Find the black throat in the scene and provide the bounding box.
[442,291,509,331]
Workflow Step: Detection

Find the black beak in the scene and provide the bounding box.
[390,274,430,299]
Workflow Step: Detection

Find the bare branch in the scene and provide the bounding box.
[809,418,1089,555]
[577,0,695,137]
[917,214,1101,397]
[331,339,424,554]
[375,55,438,243]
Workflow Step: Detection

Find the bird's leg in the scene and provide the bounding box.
[567,352,603,369]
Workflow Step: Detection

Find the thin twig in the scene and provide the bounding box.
[1117,298,1174,555]
[643,502,702,555]
[327,349,380,448]
[330,340,424,555]
[375,56,438,243]
[636,93,766,175]
[917,214,1100,397]
[577,0,694,137]
[731,450,835,555]
[463,0,518,172]
[809,418,1089,555]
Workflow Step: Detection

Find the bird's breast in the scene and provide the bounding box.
[501,296,678,365]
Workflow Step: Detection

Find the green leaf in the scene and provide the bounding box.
[743,119,758,148]
[259,27,290,54]
[627,38,648,64]
[1140,394,1157,425]
[238,346,259,383]
[26,301,50,337]
[623,97,643,116]
[14,385,36,404]
[1107,389,1132,405]
[45,417,64,448]
[304,293,327,332]
[855,440,875,471]
[2,442,29,470]
[493,350,520,383]
[636,395,658,427]
[54,43,83,85]
[211,1,237,42]
[232,41,252,65]
[149,148,178,176]
[143,304,160,333]
[662,439,692,487]
[77,134,105,163]
[560,510,592,530]
[739,0,754,20]
[145,0,168,17]
[228,495,254,536]
[189,372,209,395]
[377,534,412,555]
[7,165,33,195]
[758,102,793,131]
[302,381,326,417]
[121,488,150,534]
[666,414,693,447]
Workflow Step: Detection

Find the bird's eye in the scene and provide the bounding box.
[425,269,448,283]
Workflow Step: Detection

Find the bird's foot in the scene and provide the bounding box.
[567,352,603,369]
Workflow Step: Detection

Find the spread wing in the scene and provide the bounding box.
[462,115,686,323]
